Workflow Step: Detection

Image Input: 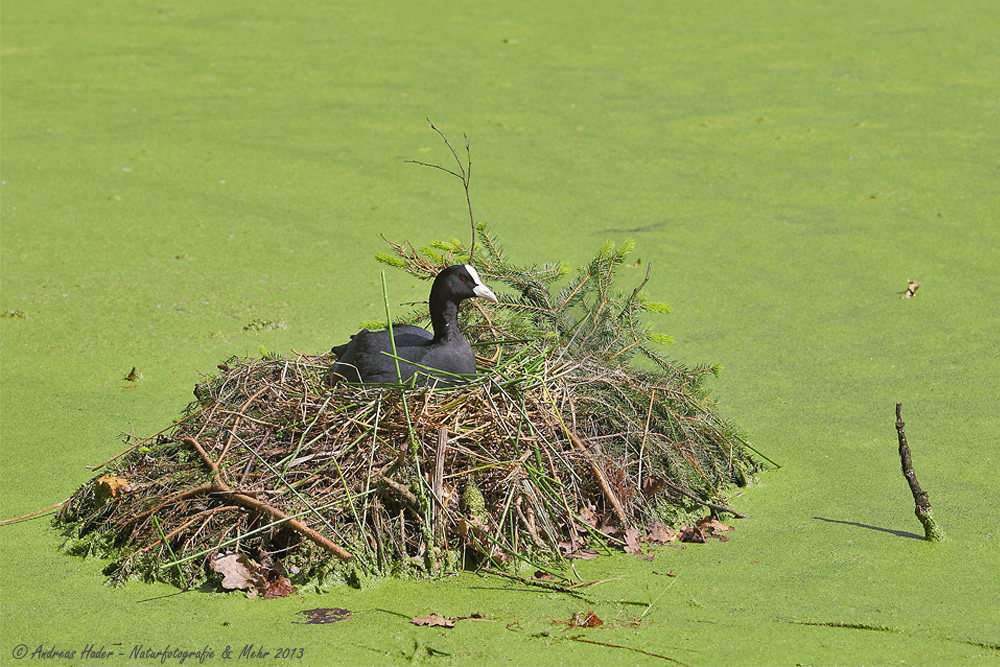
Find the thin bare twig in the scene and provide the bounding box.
[0,498,71,526]
[621,262,652,319]
[568,636,692,666]
[479,567,589,596]
[406,118,476,262]
[85,408,203,471]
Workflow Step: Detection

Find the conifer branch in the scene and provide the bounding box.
[379,228,679,371]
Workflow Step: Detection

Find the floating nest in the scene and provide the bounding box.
[57,230,764,590]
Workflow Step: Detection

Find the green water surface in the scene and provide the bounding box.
[2,1,998,665]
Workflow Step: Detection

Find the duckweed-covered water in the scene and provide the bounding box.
[2,1,998,664]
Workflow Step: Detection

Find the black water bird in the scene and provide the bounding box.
[327,264,498,386]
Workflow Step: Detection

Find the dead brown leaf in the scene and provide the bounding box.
[210,552,256,590]
[641,476,667,498]
[679,526,707,543]
[696,517,735,534]
[411,613,456,628]
[259,566,297,599]
[577,505,599,528]
[648,520,679,544]
[570,609,603,629]
[209,552,296,598]
[624,526,643,555]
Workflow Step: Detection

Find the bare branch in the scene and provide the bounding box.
[407,118,477,262]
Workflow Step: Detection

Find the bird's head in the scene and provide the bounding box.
[434,264,499,304]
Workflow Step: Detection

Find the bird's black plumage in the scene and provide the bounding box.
[327,264,498,386]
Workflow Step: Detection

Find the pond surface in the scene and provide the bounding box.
[2,1,998,664]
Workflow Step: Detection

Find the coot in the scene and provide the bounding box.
[327,264,498,386]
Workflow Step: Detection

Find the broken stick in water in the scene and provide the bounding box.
[894,403,945,542]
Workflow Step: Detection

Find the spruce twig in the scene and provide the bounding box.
[894,403,944,542]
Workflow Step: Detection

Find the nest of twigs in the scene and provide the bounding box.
[57,228,763,590]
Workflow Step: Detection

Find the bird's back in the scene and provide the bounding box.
[327,264,495,386]
[328,325,437,384]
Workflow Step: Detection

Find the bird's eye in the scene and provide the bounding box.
[460,276,466,281]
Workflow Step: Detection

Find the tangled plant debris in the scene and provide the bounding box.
[57,224,762,591]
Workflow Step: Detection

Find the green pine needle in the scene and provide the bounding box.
[643,301,672,315]
[375,252,408,268]
[648,333,675,345]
